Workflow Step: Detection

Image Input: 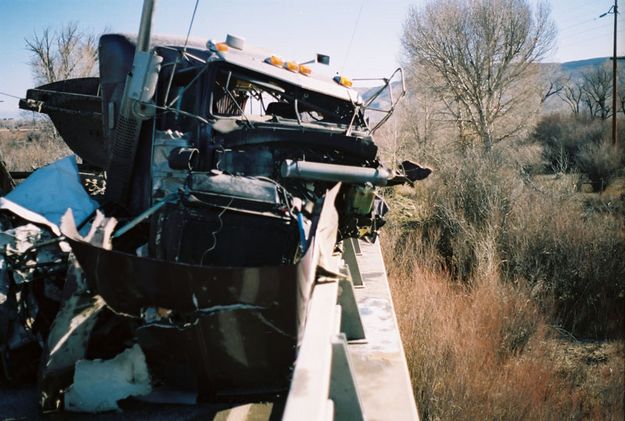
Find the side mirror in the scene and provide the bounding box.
[301,54,330,66]
[316,54,330,65]
[386,161,432,186]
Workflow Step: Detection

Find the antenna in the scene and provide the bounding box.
[341,0,366,73]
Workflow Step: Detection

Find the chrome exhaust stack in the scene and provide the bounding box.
[105,0,162,207]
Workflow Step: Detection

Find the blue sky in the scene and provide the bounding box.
[0,0,623,117]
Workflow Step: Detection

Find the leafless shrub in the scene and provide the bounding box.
[386,140,624,338]
[414,148,517,280]
[499,189,625,337]
[576,141,624,192]
[532,113,624,190]
[533,113,605,174]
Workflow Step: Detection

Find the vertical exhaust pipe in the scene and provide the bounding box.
[136,0,156,53]
[105,0,162,208]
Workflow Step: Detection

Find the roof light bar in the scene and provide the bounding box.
[284,61,299,72]
[265,55,284,67]
[299,64,312,76]
[215,42,229,52]
[206,40,229,53]
[333,75,353,88]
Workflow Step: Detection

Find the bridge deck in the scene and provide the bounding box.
[348,239,418,421]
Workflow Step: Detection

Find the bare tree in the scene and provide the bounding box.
[402,65,448,150]
[581,64,612,120]
[401,0,556,150]
[25,22,98,85]
[540,63,565,104]
[559,77,584,115]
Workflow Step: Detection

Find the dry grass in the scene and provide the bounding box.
[0,125,72,171]
[383,228,625,420]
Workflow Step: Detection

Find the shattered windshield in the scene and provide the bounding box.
[209,64,366,128]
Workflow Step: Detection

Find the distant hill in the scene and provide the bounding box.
[359,57,612,116]
[559,57,611,75]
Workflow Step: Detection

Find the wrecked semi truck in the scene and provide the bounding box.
[3,0,428,416]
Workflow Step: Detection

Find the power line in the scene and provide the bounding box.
[0,91,21,100]
[560,0,614,21]
[341,0,366,74]
[559,13,625,35]
[559,27,625,51]
[558,22,617,45]
[562,23,611,38]
[559,14,625,40]
[559,17,598,33]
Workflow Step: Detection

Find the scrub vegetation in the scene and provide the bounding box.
[380,144,624,418]
[0,119,71,172]
[381,0,625,418]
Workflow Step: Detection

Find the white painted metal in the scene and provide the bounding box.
[343,240,364,287]
[284,238,418,421]
[330,334,365,421]
[337,278,366,341]
[225,34,245,50]
[347,240,420,421]
[282,280,340,421]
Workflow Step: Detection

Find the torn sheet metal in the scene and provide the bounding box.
[3,156,97,230]
[39,213,119,411]
[314,183,342,276]
[0,223,63,285]
[58,186,340,397]
[0,220,70,386]
[61,225,312,395]
[0,198,61,236]
[39,257,107,411]
[0,158,101,390]
[64,344,151,412]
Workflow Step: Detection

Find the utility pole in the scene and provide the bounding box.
[612,0,618,147]
[601,0,618,147]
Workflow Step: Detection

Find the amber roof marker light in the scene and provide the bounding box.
[333,75,353,88]
[298,64,312,76]
[265,55,285,67]
[284,61,299,72]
